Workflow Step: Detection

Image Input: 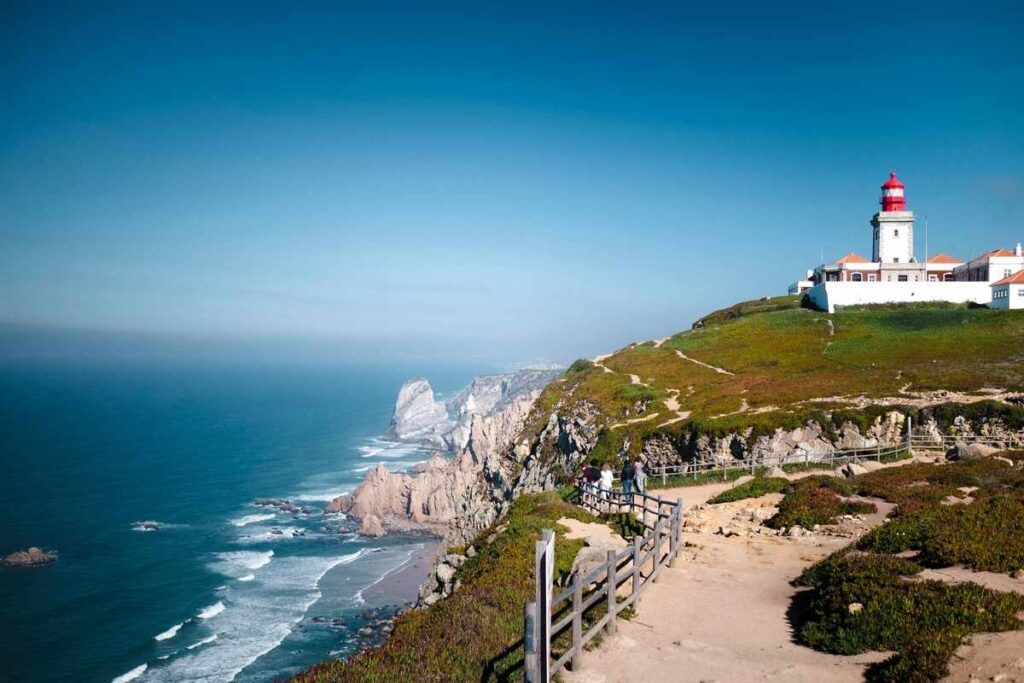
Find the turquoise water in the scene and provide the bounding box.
[0,359,483,682]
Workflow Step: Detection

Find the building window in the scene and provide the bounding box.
[944,273,954,282]
[852,273,862,282]
[898,275,909,282]
[826,273,839,282]
[867,274,877,282]
[894,258,900,263]
[929,275,938,282]
[1018,289,1024,297]
[894,229,899,237]
[1005,269,1013,279]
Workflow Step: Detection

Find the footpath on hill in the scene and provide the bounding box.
[561,457,1024,683]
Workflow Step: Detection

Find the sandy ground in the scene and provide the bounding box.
[559,467,1024,683]
[562,481,887,682]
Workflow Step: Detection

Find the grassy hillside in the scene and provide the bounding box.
[533,298,1024,463]
[292,492,591,683]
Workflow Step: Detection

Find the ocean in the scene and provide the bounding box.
[0,358,486,683]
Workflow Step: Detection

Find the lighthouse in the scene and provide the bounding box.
[871,171,915,264]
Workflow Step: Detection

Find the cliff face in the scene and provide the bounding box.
[328,368,561,537]
[383,368,562,451]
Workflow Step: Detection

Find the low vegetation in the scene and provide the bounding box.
[795,553,1024,682]
[792,457,1024,680]
[531,299,1024,477]
[707,476,788,503]
[293,492,592,682]
[766,476,875,529]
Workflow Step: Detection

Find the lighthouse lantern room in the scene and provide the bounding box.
[871,171,915,264]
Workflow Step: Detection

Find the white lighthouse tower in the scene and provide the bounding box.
[871,171,915,264]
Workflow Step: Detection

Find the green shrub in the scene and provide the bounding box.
[708,477,788,504]
[796,553,1024,681]
[766,477,875,529]
[858,491,1024,573]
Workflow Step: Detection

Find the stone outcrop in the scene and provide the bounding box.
[384,379,449,445]
[383,368,562,451]
[3,547,55,567]
[330,367,563,541]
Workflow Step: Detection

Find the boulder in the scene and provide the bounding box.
[848,602,863,615]
[730,475,754,489]
[436,562,456,586]
[3,547,55,567]
[358,514,386,538]
[842,462,868,478]
[947,440,999,461]
[767,466,787,479]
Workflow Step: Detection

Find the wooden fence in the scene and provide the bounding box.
[643,442,912,487]
[909,434,1024,451]
[523,486,683,682]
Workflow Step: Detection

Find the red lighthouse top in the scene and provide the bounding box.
[880,171,906,212]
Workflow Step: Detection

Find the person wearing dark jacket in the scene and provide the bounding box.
[620,461,636,499]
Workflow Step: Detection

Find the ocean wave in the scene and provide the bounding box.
[235,526,310,544]
[186,634,218,650]
[238,573,255,582]
[209,550,274,578]
[197,601,225,619]
[352,544,423,605]
[111,663,147,682]
[138,551,366,683]
[292,490,351,502]
[154,622,184,641]
[357,439,425,459]
[230,513,276,527]
[131,520,184,532]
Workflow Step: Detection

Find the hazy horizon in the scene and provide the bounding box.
[3,2,1022,366]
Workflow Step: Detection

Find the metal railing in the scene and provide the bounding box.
[523,486,683,682]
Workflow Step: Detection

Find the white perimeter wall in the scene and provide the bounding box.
[806,281,992,313]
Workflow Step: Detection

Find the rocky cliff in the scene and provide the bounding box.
[328,367,562,538]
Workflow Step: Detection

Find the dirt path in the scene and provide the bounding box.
[562,482,886,683]
[675,349,734,376]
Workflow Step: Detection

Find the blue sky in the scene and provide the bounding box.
[2,1,1022,365]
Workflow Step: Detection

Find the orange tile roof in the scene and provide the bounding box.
[836,252,870,264]
[926,253,962,264]
[992,269,1024,286]
[975,248,1015,260]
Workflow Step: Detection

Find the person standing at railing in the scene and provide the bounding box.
[620,460,636,502]
[599,463,614,511]
[635,459,647,495]
[581,460,601,503]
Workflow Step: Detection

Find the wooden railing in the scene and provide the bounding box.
[523,486,683,682]
[909,434,1023,450]
[643,442,912,487]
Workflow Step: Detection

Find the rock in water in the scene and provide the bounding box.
[3,547,55,567]
[384,379,449,445]
[358,514,386,538]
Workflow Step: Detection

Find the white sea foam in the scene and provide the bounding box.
[230,513,276,527]
[352,544,422,605]
[235,526,313,545]
[154,622,184,641]
[186,634,218,650]
[209,550,274,578]
[111,663,147,682]
[197,601,225,619]
[292,489,351,502]
[138,551,365,683]
[238,573,256,582]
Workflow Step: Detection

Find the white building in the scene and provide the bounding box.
[792,172,1023,313]
[990,270,1024,310]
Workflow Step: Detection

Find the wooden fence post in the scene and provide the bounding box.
[651,519,662,583]
[632,535,642,607]
[605,550,617,635]
[570,570,582,671]
[668,502,682,567]
[524,601,538,683]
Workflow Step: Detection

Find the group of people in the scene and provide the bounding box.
[580,458,648,504]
